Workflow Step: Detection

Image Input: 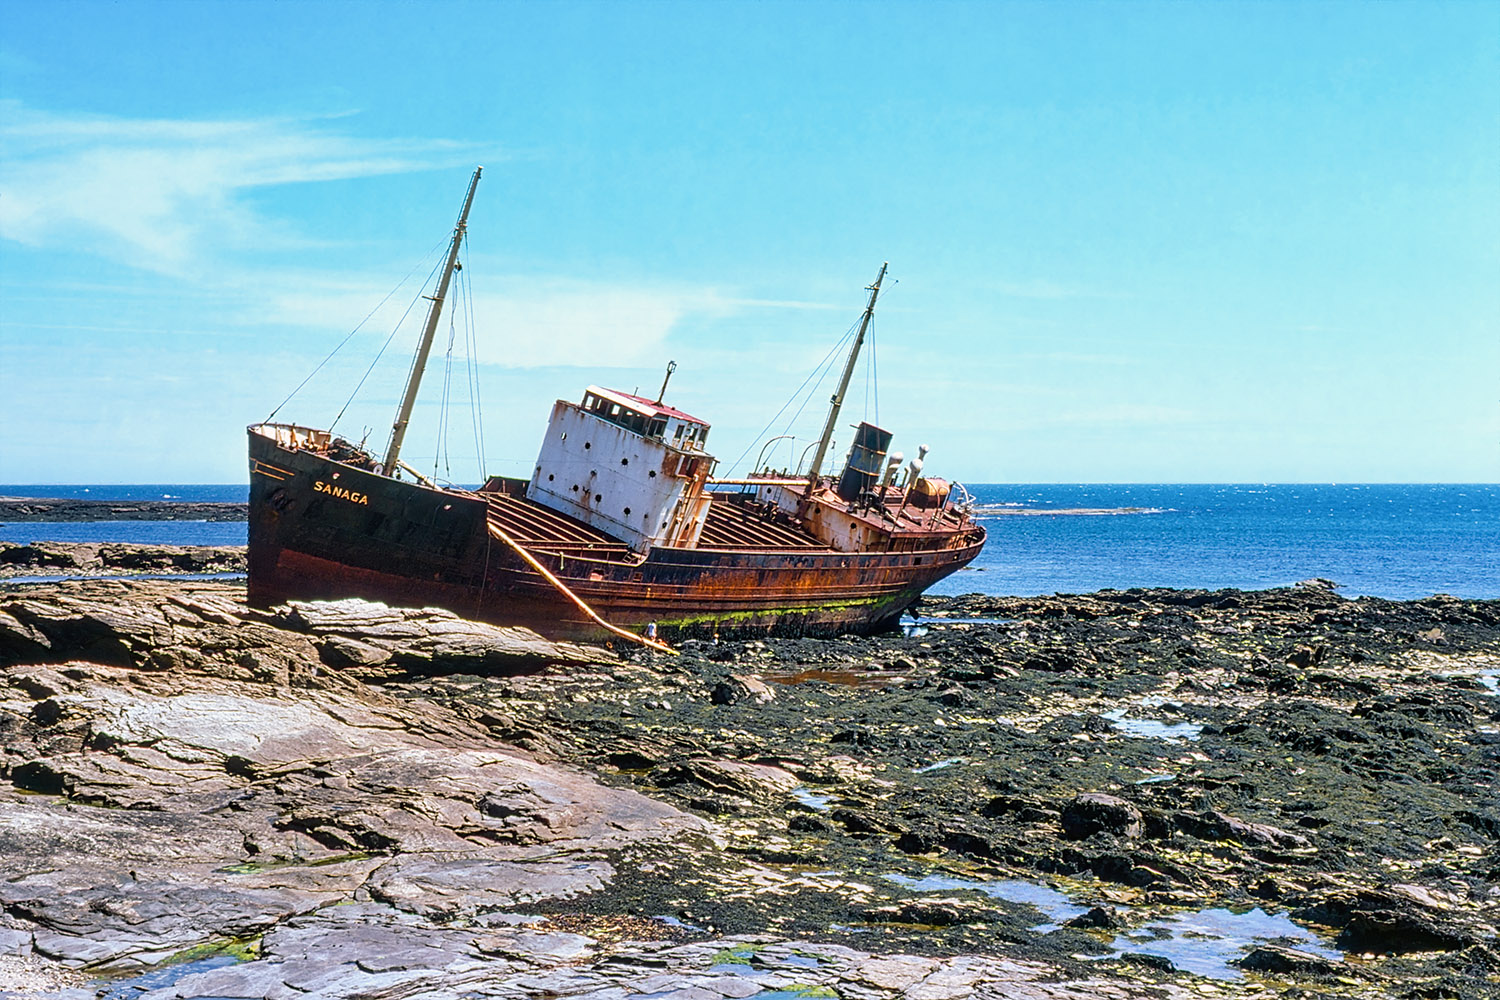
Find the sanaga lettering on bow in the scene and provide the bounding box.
[314,481,370,505]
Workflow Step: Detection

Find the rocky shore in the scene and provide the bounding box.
[0,563,1496,999]
[0,499,246,523]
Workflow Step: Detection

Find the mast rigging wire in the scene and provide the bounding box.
[435,302,459,483]
[778,320,858,442]
[431,241,488,487]
[725,314,861,477]
[265,236,448,424]
[332,247,450,435]
[461,258,487,479]
[428,242,487,486]
[380,237,465,461]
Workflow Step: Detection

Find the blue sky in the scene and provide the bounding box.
[2,0,1496,484]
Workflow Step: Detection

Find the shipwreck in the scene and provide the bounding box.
[247,168,985,645]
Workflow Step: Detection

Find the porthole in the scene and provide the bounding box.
[571,484,579,492]
[548,474,554,482]
[584,441,591,450]
[621,457,629,466]
[623,506,632,516]
[648,470,657,478]
[595,494,603,503]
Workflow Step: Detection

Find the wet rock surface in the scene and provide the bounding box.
[406,581,1500,997]
[0,571,1497,998]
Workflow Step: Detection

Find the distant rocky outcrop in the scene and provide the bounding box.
[0,497,246,522]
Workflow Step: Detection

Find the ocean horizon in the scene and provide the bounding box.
[3,483,1497,602]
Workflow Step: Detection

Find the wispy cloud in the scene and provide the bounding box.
[261,274,832,369]
[0,100,479,274]
[0,102,839,370]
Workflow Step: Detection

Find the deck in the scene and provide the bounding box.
[474,488,829,561]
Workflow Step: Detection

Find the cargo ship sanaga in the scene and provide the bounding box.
[247,169,986,647]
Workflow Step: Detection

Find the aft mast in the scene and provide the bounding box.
[382,166,483,477]
[804,262,888,493]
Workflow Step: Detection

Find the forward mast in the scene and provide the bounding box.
[383,166,483,477]
[805,262,888,493]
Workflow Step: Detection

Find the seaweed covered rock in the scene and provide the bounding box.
[1061,793,1144,840]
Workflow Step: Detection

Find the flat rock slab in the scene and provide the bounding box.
[116,927,1223,1000]
[366,855,614,918]
[276,596,611,674]
[0,584,699,970]
[0,579,613,678]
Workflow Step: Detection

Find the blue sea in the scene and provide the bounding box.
[2,484,1496,601]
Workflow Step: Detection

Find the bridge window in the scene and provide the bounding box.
[585,392,658,436]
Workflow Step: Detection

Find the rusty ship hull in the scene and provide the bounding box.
[249,428,986,640]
